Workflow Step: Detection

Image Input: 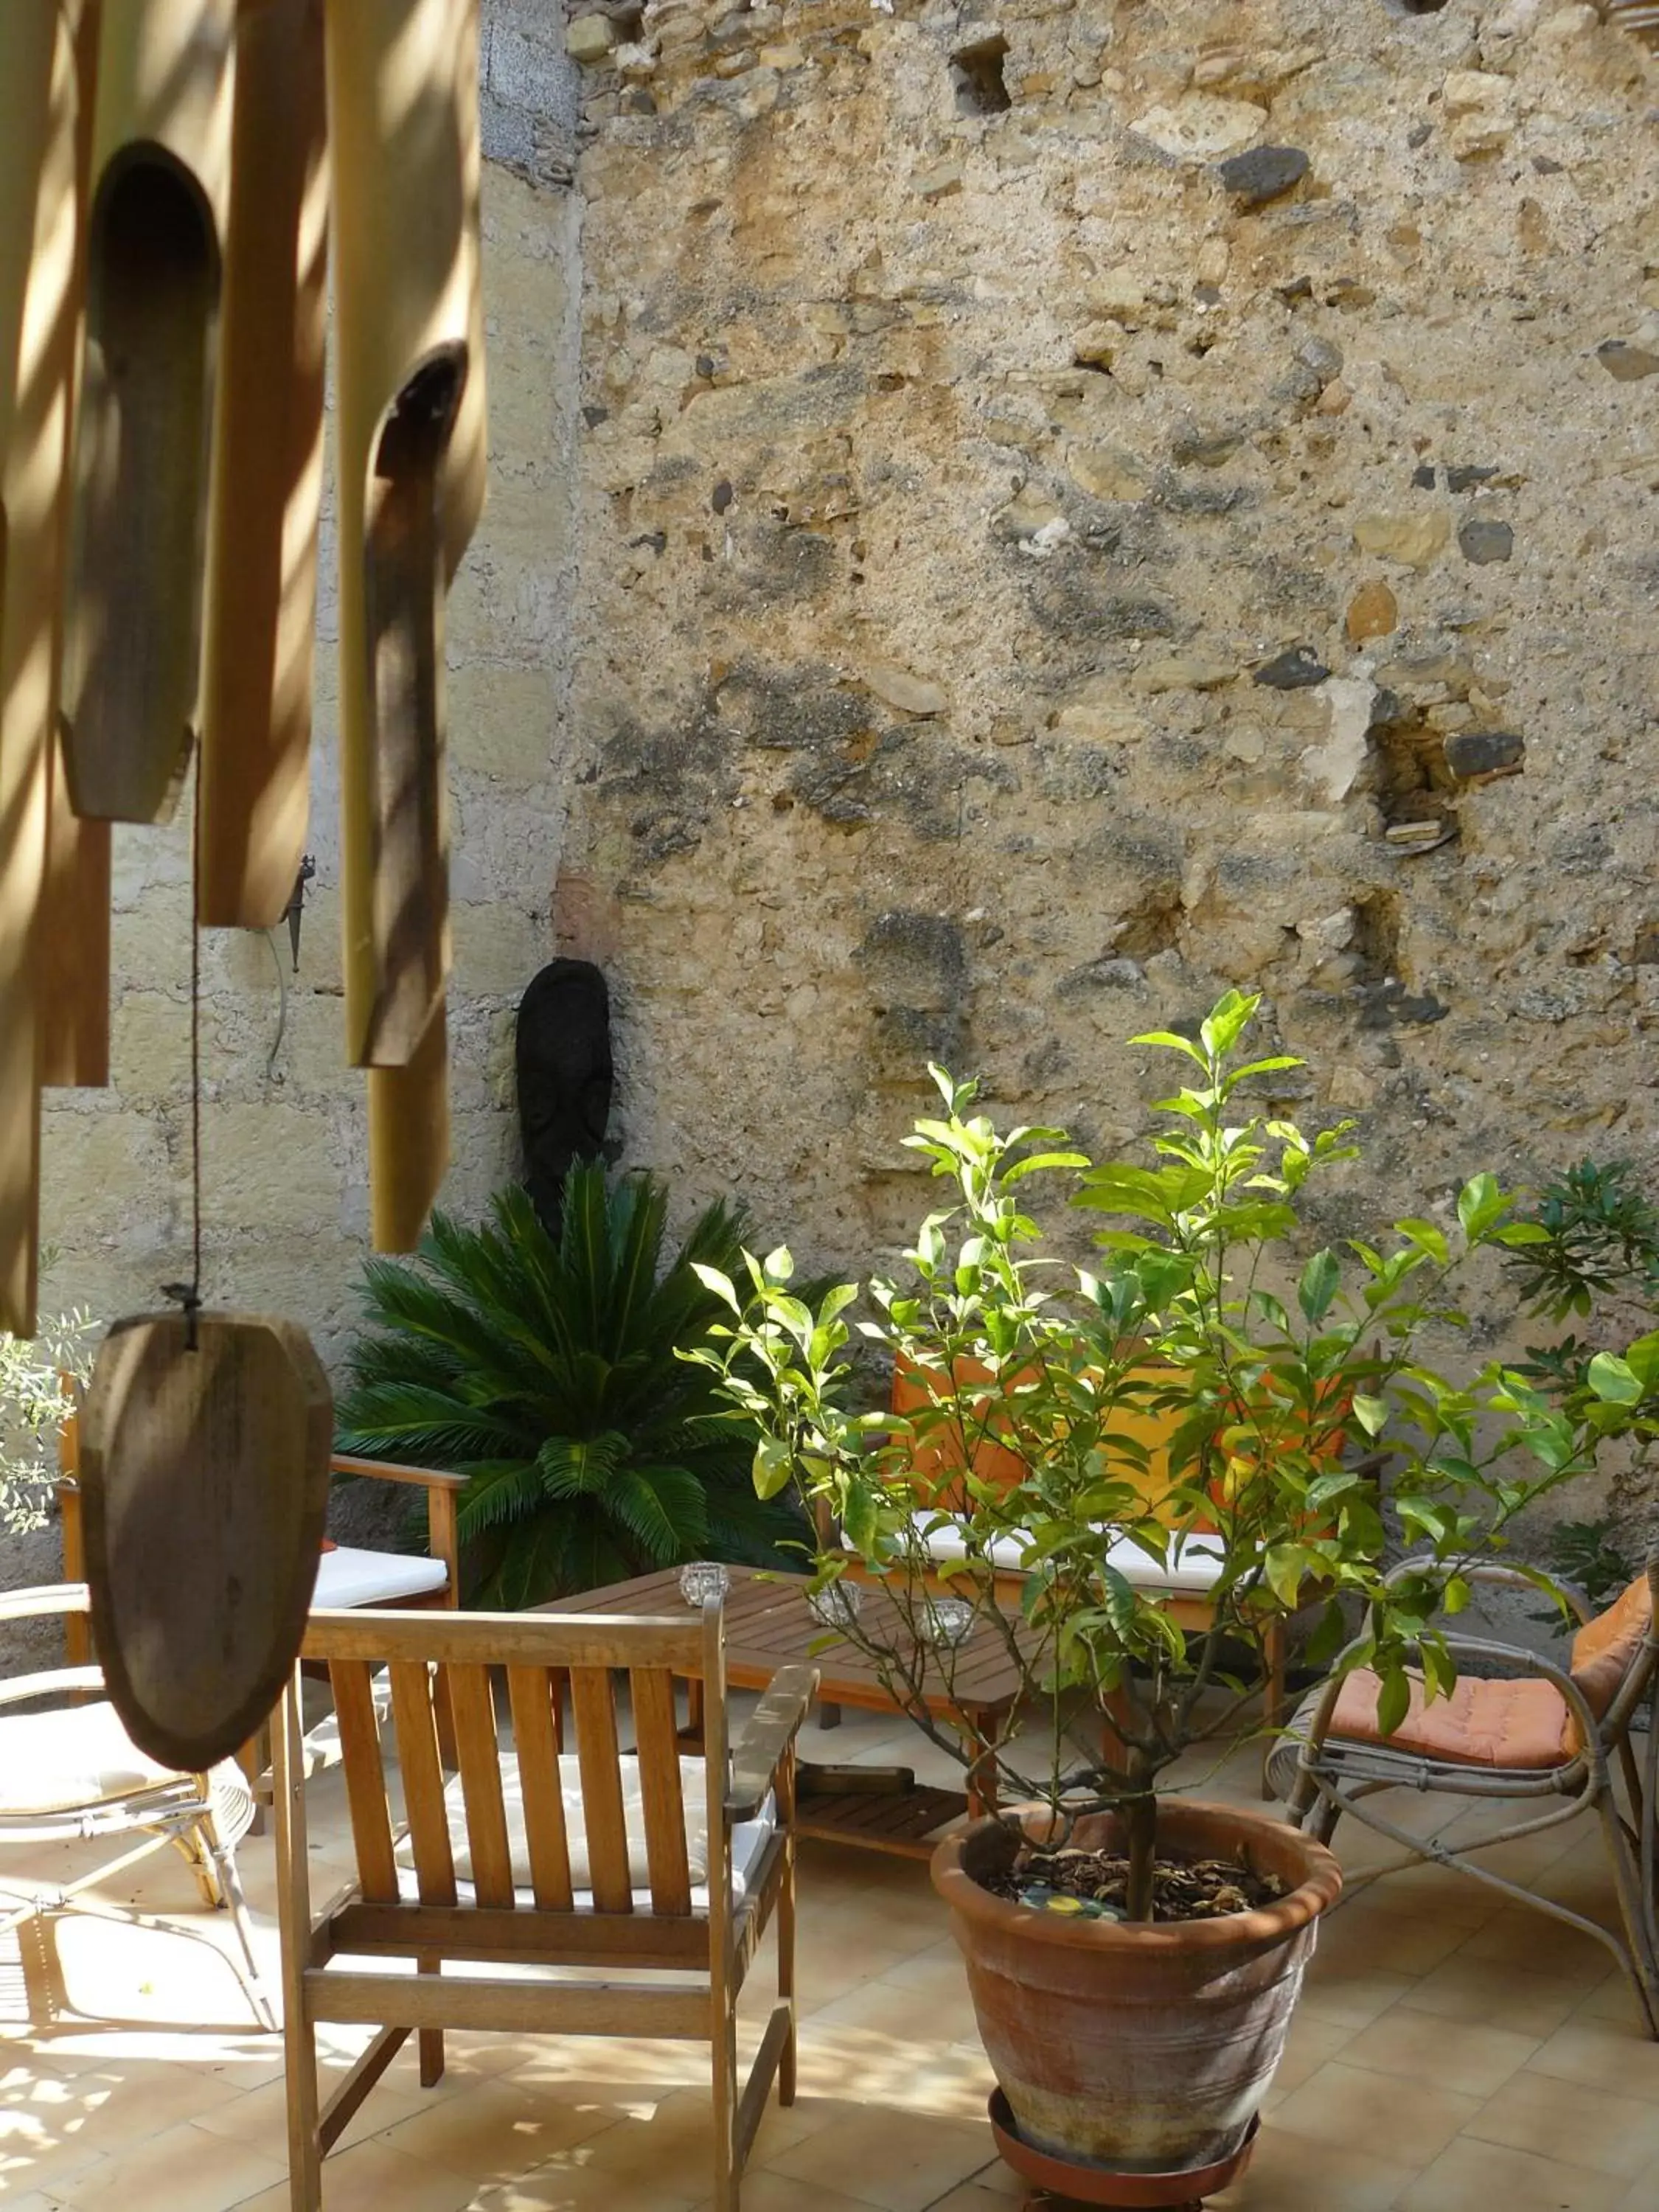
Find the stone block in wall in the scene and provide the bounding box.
[199,1105,343,1233]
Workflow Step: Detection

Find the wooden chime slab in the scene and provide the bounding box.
[35,1,109,1102]
[37,726,110,1091]
[368,998,451,1253]
[59,0,235,826]
[327,0,485,1080]
[197,0,327,929]
[0,2,94,1334]
[78,1310,332,1772]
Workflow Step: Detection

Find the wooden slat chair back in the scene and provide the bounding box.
[275,1603,813,2211]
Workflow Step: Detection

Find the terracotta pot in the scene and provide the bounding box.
[931,1800,1341,2178]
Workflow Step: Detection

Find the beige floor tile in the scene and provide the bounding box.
[1259,2009,1356,2107]
[1295,1964,1418,2031]
[372,2076,622,2182]
[49,2119,285,2212]
[759,2105,995,2212]
[805,1970,978,2050]
[1574,1969,1648,2028]
[1456,1909,1621,1989]
[1340,2007,1538,2098]
[1526,2015,1659,2102]
[688,2170,917,2212]
[1397,1954,1588,2039]
[1399,2135,1626,2212]
[564,2082,827,2189]
[1464,2067,1659,2180]
[1211,2124,1418,2212]
[1311,1901,1475,1980]
[1340,1860,1499,1931]
[910,2189,1014,2212]
[231,2137,481,2212]
[190,2063,430,2160]
[1270,2058,1481,2168]
[0,2054,246,2193]
[473,2159,698,2212]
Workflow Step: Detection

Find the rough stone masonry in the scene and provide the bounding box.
[558,0,1659,1351]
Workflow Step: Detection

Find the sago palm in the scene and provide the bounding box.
[335,1166,804,1605]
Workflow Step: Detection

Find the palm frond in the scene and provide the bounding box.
[338,1171,791,1604]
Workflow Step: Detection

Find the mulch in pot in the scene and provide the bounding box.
[979,1840,1288,1923]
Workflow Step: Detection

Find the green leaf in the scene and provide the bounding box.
[753,1436,795,1500]
[1352,1394,1388,1438]
[1455,1173,1506,1241]
[1198,992,1259,1062]
[1374,1666,1412,1738]
[762,1245,795,1284]
[1588,1353,1643,1405]
[1297,1249,1340,1325]
[1394,1219,1449,1266]
[1128,1029,1208,1067]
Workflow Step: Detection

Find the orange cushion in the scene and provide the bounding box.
[1328,1667,1573,1770]
[320,1538,336,1553]
[1571,1575,1652,1719]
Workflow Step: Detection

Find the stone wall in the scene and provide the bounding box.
[4,1,582,1652]
[558,0,1659,1337]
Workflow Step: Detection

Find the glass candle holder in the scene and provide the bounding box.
[919,1597,975,1646]
[806,1582,864,1630]
[678,1559,730,1608]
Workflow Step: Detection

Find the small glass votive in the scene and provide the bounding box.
[806,1582,864,1630]
[678,1560,730,1608]
[919,1597,975,1646]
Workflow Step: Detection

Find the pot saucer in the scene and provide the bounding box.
[990,2089,1257,2208]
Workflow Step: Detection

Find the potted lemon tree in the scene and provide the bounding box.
[692,994,1622,2196]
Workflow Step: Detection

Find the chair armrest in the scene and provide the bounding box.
[330,1454,467,1492]
[728,1663,818,1820]
[1381,1551,1593,1625]
[0,1664,105,1710]
[0,1582,91,1626]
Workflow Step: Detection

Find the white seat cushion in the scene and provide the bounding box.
[0,1700,194,1811]
[392,1750,773,1910]
[848,1511,1223,1594]
[314,1545,449,1609]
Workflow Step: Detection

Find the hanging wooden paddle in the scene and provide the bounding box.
[0,2,88,1334]
[77,1308,332,1773]
[197,0,328,928]
[59,0,235,826]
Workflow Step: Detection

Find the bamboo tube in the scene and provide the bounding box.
[58,0,235,826]
[368,1001,451,1253]
[37,1,109,1098]
[38,729,110,1092]
[327,0,485,1077]
[196,0,328,928]
[0,2,95,1334]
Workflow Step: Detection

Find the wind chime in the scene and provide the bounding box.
[0,0,485,1765]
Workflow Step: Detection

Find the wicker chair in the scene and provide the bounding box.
[0,1582,272,2029]
[1269,1554,1659,2035]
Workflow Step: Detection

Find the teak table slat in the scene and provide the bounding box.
[538,1568,1026,1860]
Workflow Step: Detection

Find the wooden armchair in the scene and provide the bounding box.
[1270,1555,1659,2034]
[274,1601,815,2211]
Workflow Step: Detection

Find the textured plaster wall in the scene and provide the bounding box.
[3,2,582,1652]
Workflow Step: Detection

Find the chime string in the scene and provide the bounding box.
[164,776,205,1349]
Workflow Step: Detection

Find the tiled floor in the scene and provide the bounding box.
[2,1700,1658,2212]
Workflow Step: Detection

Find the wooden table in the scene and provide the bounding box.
[540,1566,1026,1860]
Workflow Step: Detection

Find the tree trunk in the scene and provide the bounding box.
[1121,1784,1158,1922]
